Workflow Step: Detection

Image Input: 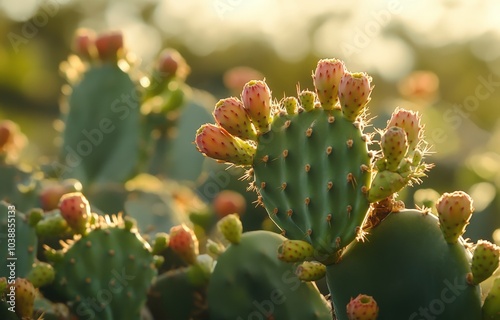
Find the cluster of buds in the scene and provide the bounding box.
[73,29,124,62]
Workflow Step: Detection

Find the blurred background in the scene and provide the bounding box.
[1,0,500,241]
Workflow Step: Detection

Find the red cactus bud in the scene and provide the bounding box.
[213,97,257,140]
[435,191,474,244]
[73,28,96,59]
[386,107,423,152]
[169,224,199,265]
[313,58,345,110]
[277,240,314,263]
[338,72,372,121]
[157,48,190,80]
[213,190,246,218]
[95,31,123,62]
[241,80,273,134]
[346,294,379,320]
[195,124,256,165]
[58,192,91,235]
[381,126,409,171]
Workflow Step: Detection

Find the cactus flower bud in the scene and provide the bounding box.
[381,126,409,171]
[95,31,123,62]
[14,278,36,319]
[482,277,500,319]
[157,48,190,80]
[339,72,372,121]
[295,261,326,281]
[313,58,345,110]
[195,124,256,165]
[169,224,199,265]
[217,213,243,244]
[386,107,423,153]
[281,96,299,115]
[26,261,55,288]
[435,191,474,244]
[346,294,379,320]
[58,192,91,235]
[213,97,257,140]
[299,90,317,112]
[241,80,273,134]
[277,240,314,263]
[467,240,500,285]
[73,28,96,59]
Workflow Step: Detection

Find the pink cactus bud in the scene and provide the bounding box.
[386,108,423,152]
[169,224,199,265]
[277,240,314,263]
[241,80,273,134]
[58,192,91,235]
[157,48,190,80]
[435,191,474,244]
[95,31,123,62]
[346,294,379,320]
[381,126,409,171]
[295,261,326,281]
[313,58,345,110]
[213,97,257,140]
[338,72,372,121]
[467,240,500,285]
[195,124,256,165]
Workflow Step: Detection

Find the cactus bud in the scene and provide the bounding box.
[295,261,326,281]
[281,96,299,115]
[367,171,407,203]
[26,261,55,288]
[95,31,123,62]
[152,232,170,255]
[339,72,372,121]
[213,97,258,140]
[35,211,71,237]
[213,190,246,218]
[169,224,199,265]
[386,108,423,153]
[217,213,243,244]
[299,90,317,112]
[195,124,256,165]
[157,48,190,80]
[467,240,500,285]
[277,240,314,263]
[381,126,409,171]
[58,192,91,235]
[73,28,96,59]
[313,58,345,110]
[346,294,379,320]
[435,191,474,244]
[14,278,36,319]
[482,277,500,319]
[241,80,273,133]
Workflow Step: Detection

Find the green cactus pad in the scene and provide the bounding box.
[45,215,157,320]
[482,277,500,320]
[0,164,40,212]
[326,209,482,320]
[253,109,371,262]
[208,230,332,320]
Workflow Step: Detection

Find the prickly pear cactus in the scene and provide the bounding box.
[43,215,158,320]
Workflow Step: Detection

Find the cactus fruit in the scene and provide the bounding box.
[26,262,55,288]
[295,261,326,281]
[386,107,423,153]
[281,96,299,115]
[346,294,379,320]
[483,277,500,320]
[313,58,345,110]
[212,190,246,218]
[39,179,83,211]
[217,213,243,244]
[195,124,256,165]
[208,231,332,320]
[326,209,481,320]
[157,48,190,80]
[436,191,474,244]
[213,97,257,140]
[94,31,124,62]
[169,224,199,265]
[58,192,91,235]
[14,278,36,319]
[299,90,317,112]
[278,240,314,263]
[241,80,273,133]
[338,72,372,121]
[468,240,500,285]
[380,126,408,171]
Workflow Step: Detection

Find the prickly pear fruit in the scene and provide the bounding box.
[381,126,408,171]
[386,107,423,153]
[295,261,326,281]
[241,80,273,133]
[169,224,199,265]
[277,239,314,263]
[26,261,55,288]
[94,31,123,62]
[213,97,257,140]
[467,240,500,285]
[212,190,246,218]
[58,192,90,235]
[157,48,190,80]
[346,294,379,320]
[281,96,299,115]
[338,72,372,121]
[14,278,36,319]
[482,277,500,320]
[73,28,96,59]
[435,191,474,244]
[195,124,256,165]
[217,213,243,244]
[313,58,345,110]
[299,90,316,112]
[39,179,83,211]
